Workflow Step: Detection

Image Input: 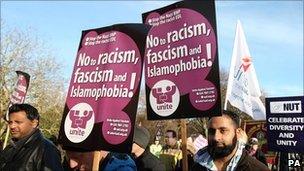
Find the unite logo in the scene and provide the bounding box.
[64,103,95,143]
[150,80,180,117]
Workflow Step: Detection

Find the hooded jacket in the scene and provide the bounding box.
[133,149,165,171]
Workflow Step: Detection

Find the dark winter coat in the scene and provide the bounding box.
[0,129,63,171]
[191,149,270,171]
[253,148,268,167]
[134,149,165,171]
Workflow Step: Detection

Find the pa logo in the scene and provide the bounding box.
[288,159,301,167]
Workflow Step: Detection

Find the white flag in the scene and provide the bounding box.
[224,20,266,120]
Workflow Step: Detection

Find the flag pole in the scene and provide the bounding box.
[224,98,228,110]
[2,71,30,149]
[2,111,10,150]
[180,119,188,171]
[92,151,101,171]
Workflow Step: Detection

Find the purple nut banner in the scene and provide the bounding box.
[142,0,221,120]
[266,96,304,153]
[59,24,150,153]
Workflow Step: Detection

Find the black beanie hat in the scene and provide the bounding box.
[133,125,150,149]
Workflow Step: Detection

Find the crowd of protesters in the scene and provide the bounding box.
[1,104,303,170]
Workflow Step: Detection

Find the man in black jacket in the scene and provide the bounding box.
[245,137,268,167]
[132,125,165,171]
[0,103,63,171]
[191,110,269,171]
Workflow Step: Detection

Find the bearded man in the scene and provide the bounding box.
[191,110,269,171]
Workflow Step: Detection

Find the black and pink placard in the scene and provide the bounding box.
[143,0,221,120]
[58,24,150,153]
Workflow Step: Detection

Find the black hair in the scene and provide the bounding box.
[208,110,240,128]
[222,110,240,128]
[8,103,40,121]
[166,130,177,138]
